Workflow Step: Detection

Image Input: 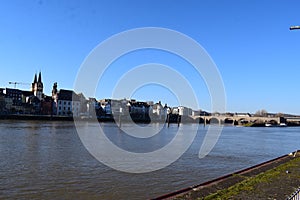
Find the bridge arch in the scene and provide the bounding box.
[209,117,220,124]
[237,118,249,125]
[198,117,205,123]
[266,119,278,125]
[224,118,234,124]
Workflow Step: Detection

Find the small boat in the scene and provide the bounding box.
[265,122,287,127]
[265,123,275,127]
[279,123,287,127]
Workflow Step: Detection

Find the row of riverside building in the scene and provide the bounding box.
[0,72,201,118]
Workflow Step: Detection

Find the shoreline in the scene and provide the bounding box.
[1,114,300,126]
[153,150,300,199]
[0,114,73,121]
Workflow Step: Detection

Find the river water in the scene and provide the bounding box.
[0,120,299,199]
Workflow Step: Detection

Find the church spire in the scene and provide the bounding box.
[33,73,37,83]
[38,71,42,83]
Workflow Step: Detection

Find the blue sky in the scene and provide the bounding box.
[1,0,300,114]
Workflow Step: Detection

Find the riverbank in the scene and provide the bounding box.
[0,114,153,123]
[154,151,300,200]
[0,113,180,123]
[0,114,73,121]
[1,114,300,127]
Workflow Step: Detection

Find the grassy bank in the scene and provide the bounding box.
[204,155,300,199]
[171,153,300,200]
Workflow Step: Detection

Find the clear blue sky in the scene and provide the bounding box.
[1,0,300,114]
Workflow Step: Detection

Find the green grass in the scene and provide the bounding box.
[201,157,300,200]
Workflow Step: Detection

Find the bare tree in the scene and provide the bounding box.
[255,109,268,117]
[276,112,284,117]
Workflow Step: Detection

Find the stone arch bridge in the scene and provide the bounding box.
[191,115,282,125]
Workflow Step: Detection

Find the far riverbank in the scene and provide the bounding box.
[1,114,300,127]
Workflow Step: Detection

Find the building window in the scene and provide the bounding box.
[68,102,70,105]
[64,102,66,105]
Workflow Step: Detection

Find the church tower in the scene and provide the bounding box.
[32,71,44,100]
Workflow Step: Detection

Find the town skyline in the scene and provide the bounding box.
[0,70,298,117]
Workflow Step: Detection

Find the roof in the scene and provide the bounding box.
[129,101,150,107]
[28,95,41,103]
[22,91,34,97]
[153,102,163,109]
[58,89,81,101]
[43,95,52,102]
[4,88,22,94]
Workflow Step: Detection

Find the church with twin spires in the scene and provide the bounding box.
[31,72,43,100]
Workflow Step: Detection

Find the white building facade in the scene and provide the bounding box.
[178,106,192,116]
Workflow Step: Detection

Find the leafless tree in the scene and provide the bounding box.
[255,109,268,117]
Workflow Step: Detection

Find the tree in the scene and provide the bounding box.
[255,109,268,117]
[276,112,284,117]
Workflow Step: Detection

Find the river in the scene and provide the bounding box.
[0,120,299,199]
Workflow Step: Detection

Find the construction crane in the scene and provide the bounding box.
[8,82,31,89]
